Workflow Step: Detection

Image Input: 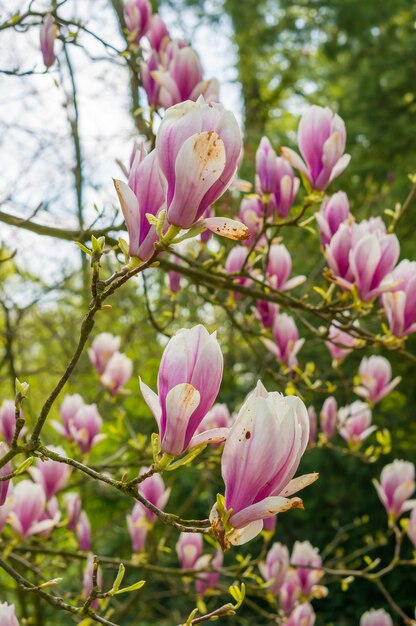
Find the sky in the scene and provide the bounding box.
[0,0,242,296]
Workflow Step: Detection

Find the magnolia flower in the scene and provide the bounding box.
[0,400,25,446]
[256,137,299,217]
[307,406,317,445]
[0,488,15,534]
[354,356,401,404]
[194,550,223,595]
[266,244,305,291]
[0,442,11,505]
[127,503,148,553]
[320,396,337,439]
[155,97,242,231]
[69,404,105,454]
[285,602,316,626]
[373,460,415,520]
[140,51,161,107]
[83,554,103,611]
[0,602,19,626]
[258,542,289,594]
[281,105,350,191]
[101,352,133,395]
[279,570,302,614]
[325,223,354,283]
[263,313,304,369]
[137,467,171,523]
[253,298,279,329]
[88,334,120,375]
[325,323,358,364]
[146,14,169,52]
[176,532,204,569]
[382,260,416,337]
[40,14,58,68]
[196,403,232,435]
[262,515,277,533]
[210,381,318,546]
[406,506,416,548]
[8,480,59,538]
[360,609,393,626]
[64,492,81,531]
[140,325,226,456]
[225,246,252,298]
[291,540,323,596]
[338,401,376,446]
[77,511,91,551]
[29,445,72,500]
[239,196,265,245]
[124,0,152,44]
[316,191,350,246]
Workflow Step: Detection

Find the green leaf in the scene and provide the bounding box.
[115,579,145,594]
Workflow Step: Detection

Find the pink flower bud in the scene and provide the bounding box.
[211,381,317,545]
[0,400,23,446]
[88,334,120,375]
[8,480,58,538]
[259,542,289,594]
[194,549,223,595]
[155,97,242,229]
[267,244,305,291]
[262,515,277,532]
[114,148,165,260]
[124,0,152,44]
[69,404,104,454]
[29,445,71,500]
[255,137,299,217]
[291,540,323,596]
[382,260,416,337]
[137,467,170,523]
[0,442,11,506]
[83,554,103,611]
[140,325,225,456]
[253,298,279,329]
[127,503,148,553]
[54,393,85,438]
[239,197,265,246]
[374,460,415,520]
[279,570,301,614]
[146,14,169,51]
[354,356,401,405]
[176,532,203,569]
[282,105,350,191]
[77,511,91,551]
[40,14,58,68]
[225,246,252,298]
[325,323,357,364]
[320,396,337,439]
[0,485,14,533]
[338,401,376,446]
[64,492,81,531]
[316,191,350,246]
[360,609,393,626]
[307,406,317,445]
[140,51,161,107]
[285,602,316,626]
[263,313,304,369]
[324,222,354,283]
[256,137,278,195]
[101,352,133,395]
[0,603,19,626]
[168,270,181,293]
[406,506,416,548]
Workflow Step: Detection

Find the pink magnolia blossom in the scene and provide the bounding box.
[196,403,232,434]
[210,381,318,545]
[127,503,148,553]
[29,445,71,499]
[262,515,277,532]
[88,334,120,375]
[406,506,416,548]
[281,105,350,191]
[152,43,219,109]
[194,549,223,595]
[40,14,57,68]
[354,356,401,404]
[307,406,317,445]
[83,554,103,611]
[176,532,204,569]
[325,223,354,283]
[259,542,289,594]
[325,323,357,364]
[382,260,416,337]
[0,400,25,446]
[140,325,226,456]
[225,246,252,298]
[291,540,323,596]
[77,510,91,551]
[54,393,85,438]
[155,97,242,229]
[114,148,165,261]
[64,492,81,531]
[0,487,14,533]
[360,609,393,626]
[69,404,105,454]
[146,14,169,51]
[140,51,161,107]
[124,0,152,44]
[239,196,265,245]
[319,396,337,439]
[279,570,302,614]
[263,313,304,369]
[316,191,350,246]
[285,602,316,626]
[137,467,171,523]
[338,401,376,446]
[8,480,59,538]
[373,460,415,520]
[168,270,181,293]
[0,442,11,505]
[256,137,299,217]
[253,298,279,329]
[101,352,133,395]
[0,603,19,626]
[266,244,305,291]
